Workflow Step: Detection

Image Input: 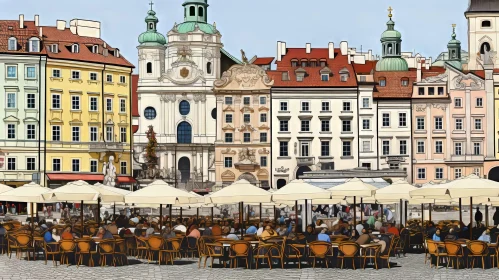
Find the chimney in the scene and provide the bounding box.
[281,41,286,56]
[417,59,422,82]
[39,27,42,37]
[368,50,372,61]
[340,41,348,55]
[277,41,282,62]
[328,42,335,59]
[34,15,39,27]
[19,14,24,29]
[306,43,311,54]
[56,20,66,30]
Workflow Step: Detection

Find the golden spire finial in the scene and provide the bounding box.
[388,6,393,19]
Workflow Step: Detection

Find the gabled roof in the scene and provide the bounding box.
[0,20,44,54]
[267,47,357,87]
[221,48,242,65]
[252,57,274,65]
[353,61,377,74]
[421,66,446,80]
[466,0,499,13]
[41,26,134,67]
[373,69,417,99]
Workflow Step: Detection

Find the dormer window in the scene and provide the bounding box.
[320,59,326,67]
[339,68,350,82]
[379,77,386,87]
[401,78,409,87]
[115,49,120,57]
[482,20,491,28]
[310,60,317,67]
[295,68,306,82]
[301,60,308,67]
[29,38,40,52]
[91,45,98,54]
[47,44,58,53]
[291,60,298,67]
[8,37,17,51]
[321,74,329,81]
[71,44,79,53]
[281,72,289,81]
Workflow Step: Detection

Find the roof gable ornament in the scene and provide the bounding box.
[214,63,273,90]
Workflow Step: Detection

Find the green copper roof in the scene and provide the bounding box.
[221,48,242,64]
[381,19,402,40]
[447,26,461,48]
[183,0,208,5]
[445,60,462,70]
[138,31,167,46]
[176,22,216,34]
[376,57,409,72]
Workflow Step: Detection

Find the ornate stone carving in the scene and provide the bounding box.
[275,166,289,173]
[214,63,274,89]
[432,104,447,111]
[204,50,213,60]
[179,35,188,41]
[193,93,207,103]
[221,148,236,155]
[238,148,257,163]
[238,124,256,132]
[421,73,448,83]
[454,74,484,90]
[203,35,212,42]
[138,54,146,61]
[415,105,426,112]
[258,148,270,154]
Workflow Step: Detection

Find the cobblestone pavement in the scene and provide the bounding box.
[1,253,499,280]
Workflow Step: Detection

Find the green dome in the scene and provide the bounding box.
[376,57,409,72]
[145,10,158,21]
[445,60,462,70]
[138,31,166,46]
[176,22,216,34]
[183,0,208,5]
[381,20,401,40]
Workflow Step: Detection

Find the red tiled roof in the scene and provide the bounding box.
[41,26,134,68]
[0,20,44,54]
[421,66,446,79]
[132,125,139,134]
[252,57,274,65]
[373,70,417,99]
[132,74,139,117]
[353,60,377,74]
[268,48,357,87]
[468,70,485,79]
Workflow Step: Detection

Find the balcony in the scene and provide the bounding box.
[89,142,125,153]
[296,156,315,166]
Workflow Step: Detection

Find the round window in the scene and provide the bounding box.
[211,108,217,119]
[144,107,157,120]
[179,100,190,115]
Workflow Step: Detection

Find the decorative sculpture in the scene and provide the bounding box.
[103,155,117,187]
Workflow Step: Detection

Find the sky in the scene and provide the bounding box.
[0,0,470,71]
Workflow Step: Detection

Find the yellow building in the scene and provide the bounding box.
[42,19,135,188]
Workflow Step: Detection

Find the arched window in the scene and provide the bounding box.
[179,100,190,115]
[211,108,216,119]
[207,62,212,74]
[480,42,491,54]
[451,50,456,58]
[177,122,192,144]
[72,44,79,53]
[482,20,491,28]
[291,60,298,67]
[29,38,40,52]
[396,43,400,55]
[8,37,17,51]
[387,43,393,55]
[379,77,386,87]
[149,23,154,30]
[92,45,98,54]
[301,60,308,67]
[146,62,152,74]
[277,179,287,189]
[198,7,204,17]
[144,107,157,120]
[189,6,195,16]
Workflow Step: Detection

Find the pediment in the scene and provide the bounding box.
[214,63,273,91]
[3,115,19,123]
[221,170,235,180]
[240,106,254,113]
[257,169,269,178]
[222,124,235,131]
[223,105,235,112]
[258,124,270,130]
[23,117,38,123]
[258,106,269,112]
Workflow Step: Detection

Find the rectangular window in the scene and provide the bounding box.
[382,140,390,155]
[300,142,310,157]
[399,113,407,127]
[418,87,425,95]
[90,72,98,81]
[260,156,268,167]
[342,120,351,132]
[224,157,233,168]
[476,97,483,107]
[7,158,16,171]
[322,101,330,111]
[342,141,352,157]
[259,96,266,104]
[120,127,127,143]
[225,114,232,123]
[71,95,80,110]
[301,101,310,111]
[52,69,61,78]
[301,120,310,132]
[456,119,465,130]
[279,142,289,157]
[475,119,482,130]
[90,160,98,173]
[72,126,80,142]
[362,140,371,152]
[342,101,351,111]
[321,141,330,156]
[26,66,36,78]
[280,120,288,132]
[455,168,462,179]
[417,168,426,179]
[106,98,113,112]
[106,126,113,142]
[26,157,36,171]
[224,97,233,105]
[362,163,371,169]
[454,98,462,107]
[72,159,80,172]
[260,113,267,123]
[454,142,462,155]
[400,140,407,155]
[7,92,16,108]
[120,75,126,84]
[321,120,330,132]
[473,168,480,176]
[321,74,329,81]
[280,102,288,111]
[52,94,61,109]
[243,114,251,123]
[389,163,399,170]
[89,97,98,111]
[243,97,250,105]
[260,132,267,143]
[382,113,390,127]
[243,133,251,143]
[90,127,98,142]
[26,93,36,109]
[416,117,425,130]
[120,162,127,174]
[7,124,15,139]
[71,70,80,79]
[428,87,435,95]
[417,140,425,153]
[438,87,444,95]
[26,124,36,140]
[435,140,443,154]
[362,98,370,108]
[120,99,126,113]
[224,133,233,143]
[474,142,481,155]
[434,117,443,130]
[52,126,61,141]
[106,74,113,82]
[435,168,443,179]
[52,159,61,172]
[7,66,17,78]
[362,119,370,130]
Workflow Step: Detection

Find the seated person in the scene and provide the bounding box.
[444,228,458,241]
[95,226,114,239]
[223,227,239,240]
[260,226,278,240]
[44,228,56,243]
[107,223,118,235]
[317,228,331,242]
[432,229,442,242]
[246,223,258,235]
[478,229,491,243]
[211,223,222,236]
[188,225,201,239]
[356,228,374,245]
[61,226,75,240]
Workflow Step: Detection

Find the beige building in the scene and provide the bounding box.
[213,63,273,188]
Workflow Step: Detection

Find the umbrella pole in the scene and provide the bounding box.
[353,197,357,226]
[459,198,462,226]
[400,199,403,227]
[421,204,424,223]
[240,202,243,239]
[196,208,199,221]
[211,207,214,224]
[247,205,250,228]
[470,198,473,240]
[429,203,432,222]
[169,204,172,228]
[113,202,116,218]
[295,200,298,227]
[180,207,183,221]
[485,205,489,227]
[380,204,384,222]
[160,204,163,229]
[97,198,101,225]
[30,202,34,236]
[273,205,276,222]
[305,199,308,227]
[259,203,262,224]
[405,201,408,227]
[360,198,363,222]
[80,200,84,234]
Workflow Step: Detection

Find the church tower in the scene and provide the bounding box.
[446,24,463,70]
[137,3,166,81]
[465,0,499,70]
[375,7,409,72]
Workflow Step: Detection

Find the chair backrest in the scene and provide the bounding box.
[308,241,331,257]
[205,242,223,255]
[444,241,462,256]
[147,236,164,250]
[166,238,181,251]
[115,239,126,253]
[467,240,488,255]
[59,240,76,252]
[186,236,198,249]
[230,241,250,256]
[14,234,31,246]
[243,235,256,241]
[75,239,92,253]
[98,239,116,253]
[338,242,360,257]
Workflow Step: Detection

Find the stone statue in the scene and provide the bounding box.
[103,155,116,187]
[240,49,249,64]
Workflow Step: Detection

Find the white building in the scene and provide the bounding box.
[133,1,240,189]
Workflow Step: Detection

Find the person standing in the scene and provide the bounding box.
[493,207,499,226]
[475,207,483,225]
[0,203,4,216]
[11,203,16,215]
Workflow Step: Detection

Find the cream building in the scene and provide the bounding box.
[213,63,272,188]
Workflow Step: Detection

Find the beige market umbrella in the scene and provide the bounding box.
[125,180,199,205]
[410,175,499,199]
[42,180,100,202]
[91,183,130,203]
[206,179,272,204]
[0,183,12,194]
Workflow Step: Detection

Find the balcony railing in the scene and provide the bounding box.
[296,156,315,166]
[89,142,125,152]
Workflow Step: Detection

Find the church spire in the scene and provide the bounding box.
[375,7,409,71]
[138,1,166,46]
[445,24,462,70]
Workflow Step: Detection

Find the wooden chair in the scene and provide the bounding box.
[308,241,331,268]
[229,241,251,268]
[59,240,76,266]
[242,235,256,241]
[283,243,305,269]
[146,236,164,264]
[114,239,128,266]
[253,243,273,269]
[160,238,181,265]
[185,236,199,258]
[362,244,381,270]
[466,240,488,270]
[14,234,34,260]
[338,241,360,270]
[197,237,209,268]
[98,239,116,267]
[75,238,96,267]
[444,241,465,269]
[426,239,446,269]
[44,242,60,266]
[330,235,350,243]
[7,233,19,259]
[269,237,286,269]
[204,242,226,268]
[135,236,149,259]
[380,236,398,269]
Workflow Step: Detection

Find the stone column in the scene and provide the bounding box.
[170,97,175,137]
[465,86,472,155]
[166,151,171,170]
